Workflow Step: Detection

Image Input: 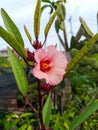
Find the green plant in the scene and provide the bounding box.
[0,112,37,130]
[1,0,98,130]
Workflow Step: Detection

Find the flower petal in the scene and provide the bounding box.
[46,45,57,57]
[32,68,47,80]
[34,48,45,62]
[46,68,65,85]
[33,45,68,86]
[52,51,67,69]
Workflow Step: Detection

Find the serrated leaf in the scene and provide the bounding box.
[69,101,98,130]
[0,26,26,59]
[24,25,32,43]
[42,96,51,128]
[7,47,29,96]
[44,1,62,37]
[34,0,41,38]
[65,33,98,76]
[1,8,24,47]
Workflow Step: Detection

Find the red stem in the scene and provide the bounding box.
[37,80,44,127]
[25,96,38,114]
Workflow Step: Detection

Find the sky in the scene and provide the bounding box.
[0,0,98,50]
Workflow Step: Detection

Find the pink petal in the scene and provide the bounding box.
[34,48,45,62]
[46,45,57,57]
[33,45,68,86]
[46,68,65,85]
[52,51,67,69]
[32,68,47,80]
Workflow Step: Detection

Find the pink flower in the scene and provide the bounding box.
[32,45,67,85]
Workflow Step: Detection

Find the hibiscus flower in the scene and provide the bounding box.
[32,45,67,86]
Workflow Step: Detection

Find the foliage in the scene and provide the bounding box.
[1,0,98,130]
[0,56,10,69]
[50,103,98,130]
[70,38,98,84]
[68,18,98,129]
[42,96,51,128]
[0,56,26,76]
[0,111,37,130]
[41,0,68,51]
[8,47,29,96]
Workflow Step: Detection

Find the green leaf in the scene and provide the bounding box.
[42,95,51,128]
[27,125,33,130]
[65,33,98,76]
[69,101,98,130]
[19,124,27,130]
[41,5,53,15]
[57,4,66,21]
[79,17,94,37]
[61,4,66,20]
[0,26,26,59]
[24,25,32,43]
[20,112,33,118]
[44,1,62,37]
[34,0,41,38]
[41,0,51,3]
[7,47,29,96]
[55,19,60,33]
[1,8,24,47]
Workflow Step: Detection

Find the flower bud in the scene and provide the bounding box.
[33,40,42,50]
[40,83,52,92]
[26,49,34,61]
